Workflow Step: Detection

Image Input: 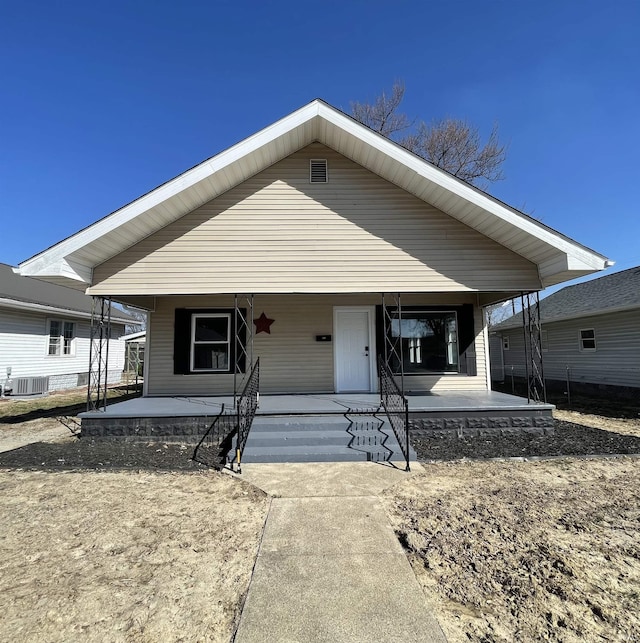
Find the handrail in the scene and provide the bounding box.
[378,355,410,471]
[235,357,260,473]
[192,404,236,469]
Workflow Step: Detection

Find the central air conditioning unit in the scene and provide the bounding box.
[10,377,50,396]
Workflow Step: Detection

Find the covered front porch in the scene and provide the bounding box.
[81,289,552,466]
[79,390,554,465]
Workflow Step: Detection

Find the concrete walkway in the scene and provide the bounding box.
[234,462,447,643]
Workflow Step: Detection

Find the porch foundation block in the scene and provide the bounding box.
[410,408,554,438]
[80,415,235,443]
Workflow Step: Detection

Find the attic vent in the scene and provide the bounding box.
[310,159,328,183]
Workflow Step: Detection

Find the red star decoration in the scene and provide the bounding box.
[254,312,275,334]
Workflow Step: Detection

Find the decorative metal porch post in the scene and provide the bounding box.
[87,296,112,412]
[381,292,405,397]
[520,291,546,403]
[233,294,254,408]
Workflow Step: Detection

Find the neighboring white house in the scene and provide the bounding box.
[491,266,640,398]
[0,263,135,394]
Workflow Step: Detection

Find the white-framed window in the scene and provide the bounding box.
[579,328,596,352]
[190,313,231,372]
[503,336,510,350]
[48,319,75,356]
[541,330,548,352]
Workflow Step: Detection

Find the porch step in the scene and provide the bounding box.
[249,415,380,430]
[246,429,391,447]
[241,444,392,463]
[241,414,415,464]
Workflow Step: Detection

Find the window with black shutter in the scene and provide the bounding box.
[174,308,246,374]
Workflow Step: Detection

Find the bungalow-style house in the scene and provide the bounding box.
[491,266,640,398]
[0,262,134,395]
[14,100,610,455]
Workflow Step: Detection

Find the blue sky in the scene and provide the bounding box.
[1,0,638,291]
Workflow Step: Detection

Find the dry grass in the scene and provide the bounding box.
[0,469,269,642]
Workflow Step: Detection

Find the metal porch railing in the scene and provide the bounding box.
[235,357,260,473]
[192,405,237,469]
[378,355,411,471]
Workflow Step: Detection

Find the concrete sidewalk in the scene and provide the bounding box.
[234,463,446,643]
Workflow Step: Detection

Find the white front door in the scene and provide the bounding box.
[334,307,375,392]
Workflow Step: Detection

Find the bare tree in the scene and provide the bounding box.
[350,82,412,137]
[485,299,517,328]
[351,82,506,187]
[122,306,147,334]
[401,119,505,185]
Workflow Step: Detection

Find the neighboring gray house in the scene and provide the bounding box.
[0,263,134,394]
[491,266,640,397]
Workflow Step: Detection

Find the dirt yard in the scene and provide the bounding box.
[0,469,269,643]
[385,457,640,642]
[1,393,639,642]
[554,408,640,438]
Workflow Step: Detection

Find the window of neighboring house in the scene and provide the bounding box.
[540,330,549,353]
[190,313,231,372]
[503,336,510,350]
[389,311,459,374]
[541,330,548,352]
[579,328,596,351]
[48,320,75,356]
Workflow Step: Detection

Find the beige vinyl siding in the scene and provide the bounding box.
[90,144,540,296]
[500,309,640,390]
[146,293,489,395]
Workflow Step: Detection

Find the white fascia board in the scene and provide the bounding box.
[0,298,132,324]
[122,330,146,341]
[17,257,93,285]
[18,102,322,278]
[538,254,611,287]
[316,104,609,270]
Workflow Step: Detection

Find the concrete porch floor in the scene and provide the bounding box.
[80,390,553,418]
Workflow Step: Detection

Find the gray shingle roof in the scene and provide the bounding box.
[0,263,136,323]
[494,266,640,329]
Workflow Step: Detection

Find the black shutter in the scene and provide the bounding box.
[174,308,191,374]
[458,304,475,353]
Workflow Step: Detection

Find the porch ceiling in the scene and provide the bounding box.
[18,100,609,291]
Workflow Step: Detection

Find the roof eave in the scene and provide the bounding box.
[17,99,610,289]
[0,297,133,324]
[496,301,640,330]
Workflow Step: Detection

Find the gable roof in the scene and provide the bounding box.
[494,265,640,329]
[17,99,610,290]
[0,263,136,324]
